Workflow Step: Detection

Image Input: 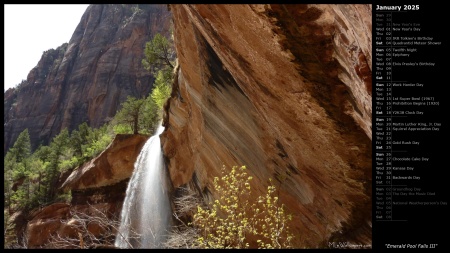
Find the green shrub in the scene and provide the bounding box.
[151,70,172,109]
[113,124,133,134]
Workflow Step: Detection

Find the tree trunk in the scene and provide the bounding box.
[133,116,139,134]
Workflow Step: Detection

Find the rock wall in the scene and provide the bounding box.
[61,134,148,190]
[4,4,171,153]
[162,4,372,248]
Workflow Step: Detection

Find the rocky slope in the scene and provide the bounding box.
[4,4,171,153]
[162,4,372,248]
[11,134,148,248]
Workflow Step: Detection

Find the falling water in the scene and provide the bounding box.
[115,125,171,248]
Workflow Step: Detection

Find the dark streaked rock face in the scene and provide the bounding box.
[162,4,371,248]
[4,4,172,153]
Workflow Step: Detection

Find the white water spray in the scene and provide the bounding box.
[115,125,171,248]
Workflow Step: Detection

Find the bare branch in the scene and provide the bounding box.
[162,187,203,249]
[174,187,203,216]
[43,204,140,249]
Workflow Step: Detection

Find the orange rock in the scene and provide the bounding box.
[61,134,148,190]
[163,4,372,248]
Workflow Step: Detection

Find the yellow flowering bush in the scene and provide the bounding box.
[192,165,293,249]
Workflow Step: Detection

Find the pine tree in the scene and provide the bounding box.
[45,128,70,201]
[9,129,31,163]
[142,33,175,74]
[114,96,146,134]
[4,129,32,211]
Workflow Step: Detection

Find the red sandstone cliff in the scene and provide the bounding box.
[4,4,171,153]
[162,4,372,248]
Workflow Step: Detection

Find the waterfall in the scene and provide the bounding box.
[115,125,171,248]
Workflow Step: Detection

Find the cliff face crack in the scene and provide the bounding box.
[46,43,79,139]
[276,139,288,158]
[204,42,246,97]
[184,5,252,97]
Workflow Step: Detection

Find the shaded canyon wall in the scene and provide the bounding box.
[4,4,172,153]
